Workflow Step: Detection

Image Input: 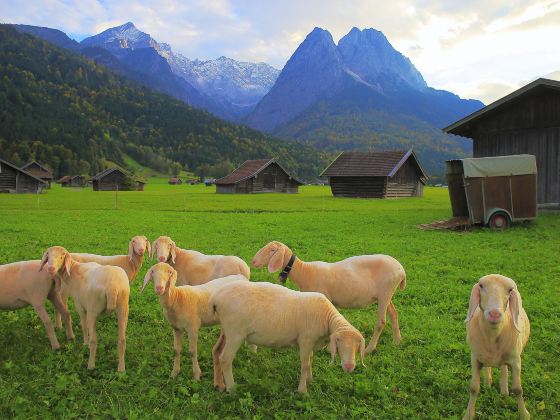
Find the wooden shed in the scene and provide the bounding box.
[215,159,303,194]
[21,161,53,188]
[0,158,47,193]
[320,150,427,198]
[58,175,72,186]
[92,168,145,191]
[168,177,183,185]
[443,78,560,208]
[69,175,88,187]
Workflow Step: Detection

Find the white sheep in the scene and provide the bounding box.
[463,274,531,420]
[54,235,149,329]
[211,281,365,394]
[151,236,250,285]
[252,241,406,353]
[0,260,74,349]
[141,262,249,379]
[40,246,130,372]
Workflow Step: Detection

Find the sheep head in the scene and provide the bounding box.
[465,274,523,332]
[142,262,177,295]
[39,246,72,278]
[151,236,176,264]
[328,329,366,373]
[129,235,150,262]
[252,241,291,273]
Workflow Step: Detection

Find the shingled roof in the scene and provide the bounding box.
[21,161,53,180]
[0,158,47,184]
[320,149,427,180]
[215,159,303,185]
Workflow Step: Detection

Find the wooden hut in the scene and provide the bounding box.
[70,175,88,187]
[443,78,560,207]
[0,158,47,193]
[215,159,303,194]
[91,168,145,191]
[21,161,53,188]
[58,175,72,186]
[320,150,427,198]
[168,177,183,185]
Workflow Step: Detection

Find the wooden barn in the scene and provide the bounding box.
[320,150,427,198]
[444,78,560,208]
[168,177,183,185]
[58,175,72,186]
[0,158,47,193]
[215,159,303,194]
[69,175,88,187]
[91,168,145,191]
[21,161,53,188]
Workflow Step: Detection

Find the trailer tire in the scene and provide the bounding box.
[488,211,510,229]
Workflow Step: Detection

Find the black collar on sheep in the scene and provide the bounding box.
[278,254,296,283]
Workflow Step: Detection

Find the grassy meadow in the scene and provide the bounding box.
[0,182,559,419]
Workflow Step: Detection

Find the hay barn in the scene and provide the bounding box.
[0,158,47,193]
[444,78,560,207]
[321,150,427,198]
[215,159,303,194]
[91,168,145,191]
[21,161,53,188]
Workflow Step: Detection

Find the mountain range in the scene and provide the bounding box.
[12,22,486,174]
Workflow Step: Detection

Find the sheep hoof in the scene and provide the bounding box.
[51,342,61,350]
[87,365,95,371]
[297,386,308,394]
[67,333,76,341]
[393,337,402,345]
[500,387,508,396]
[171,370,179,379]
[520,409,530,420]
[364,346,377,354]
[214,383,226,392]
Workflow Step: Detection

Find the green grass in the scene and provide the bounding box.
[0,184,558,419]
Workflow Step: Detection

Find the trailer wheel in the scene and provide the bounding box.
[488,212,510,229]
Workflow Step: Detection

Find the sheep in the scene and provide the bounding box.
[463,274,531,420]
[40,246,130,372]
[141,262,249,380]
[211,281,365,394]
[0,260,74,349]
[252,241,406,353]
[151,236,250,286]
[54,235,149,329]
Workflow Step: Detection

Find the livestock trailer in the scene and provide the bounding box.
[445,155,537,228]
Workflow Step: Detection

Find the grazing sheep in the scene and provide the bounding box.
[463,274,531,420]
[0,260,74,349]
[252,241,406,353]
[151,236,250,286]
[40,246,130,372]
[141,263,249,380]
[54,236,149,329]
[211,281,365,394]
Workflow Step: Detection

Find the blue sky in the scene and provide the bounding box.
[2,0,560,103]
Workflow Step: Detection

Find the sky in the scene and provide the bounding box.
[2,0,560,104]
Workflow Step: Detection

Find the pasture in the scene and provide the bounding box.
[0,183,558,419]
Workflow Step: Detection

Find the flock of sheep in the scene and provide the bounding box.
[0,235,530,419]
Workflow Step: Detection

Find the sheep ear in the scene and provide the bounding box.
[141,268,152,292]
[39,252,48,272]
[63,252,72,276]
[268,247,285,273]
[359,337,366,368]
[128,240,134,262]
[145,237,151,257]
[509,289,522,333]
[168,268,177,289]
[465,283,481,323]
[150,241,156,260]
[170,242,177,265]
[328,333,338,364]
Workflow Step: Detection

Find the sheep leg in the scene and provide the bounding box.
[212,332,226,391]
[171,329,183,378]
[219,333,244,393]
[33,304,60,350]
[484,367,493,387]
[188,328,202,380]
[75,304,88,345]
[298,343,314,394]
[387,301,402,345]
[463,355,481,420]
[55,286,70,330]
[49,290,74,341]
[87,317,97,370]
[365,298,390,353]
[511,358,530,419]
[116,302,128,373]
[307,351,313,383]
[500,365,509,395]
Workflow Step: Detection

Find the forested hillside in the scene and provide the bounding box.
[0,25,328,178]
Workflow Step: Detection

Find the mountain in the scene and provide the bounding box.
[14,24,80,51]
[246,27,484,173]
[0,25,328,179]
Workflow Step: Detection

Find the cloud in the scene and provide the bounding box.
[2,0,560,102]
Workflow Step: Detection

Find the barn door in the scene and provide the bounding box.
[263,173,275,190]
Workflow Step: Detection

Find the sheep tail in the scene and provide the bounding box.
[106,288,118,311]
[399,271,407,290]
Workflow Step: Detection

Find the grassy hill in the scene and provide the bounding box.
[0,25,329,179]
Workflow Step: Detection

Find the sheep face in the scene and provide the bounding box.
[142,263,177,295]
[466,274,522,332]
[151,236,176,264]
[129,236,150,259]
[39,246,72,277]
[252,241,284,272]
[329,330,365,373]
